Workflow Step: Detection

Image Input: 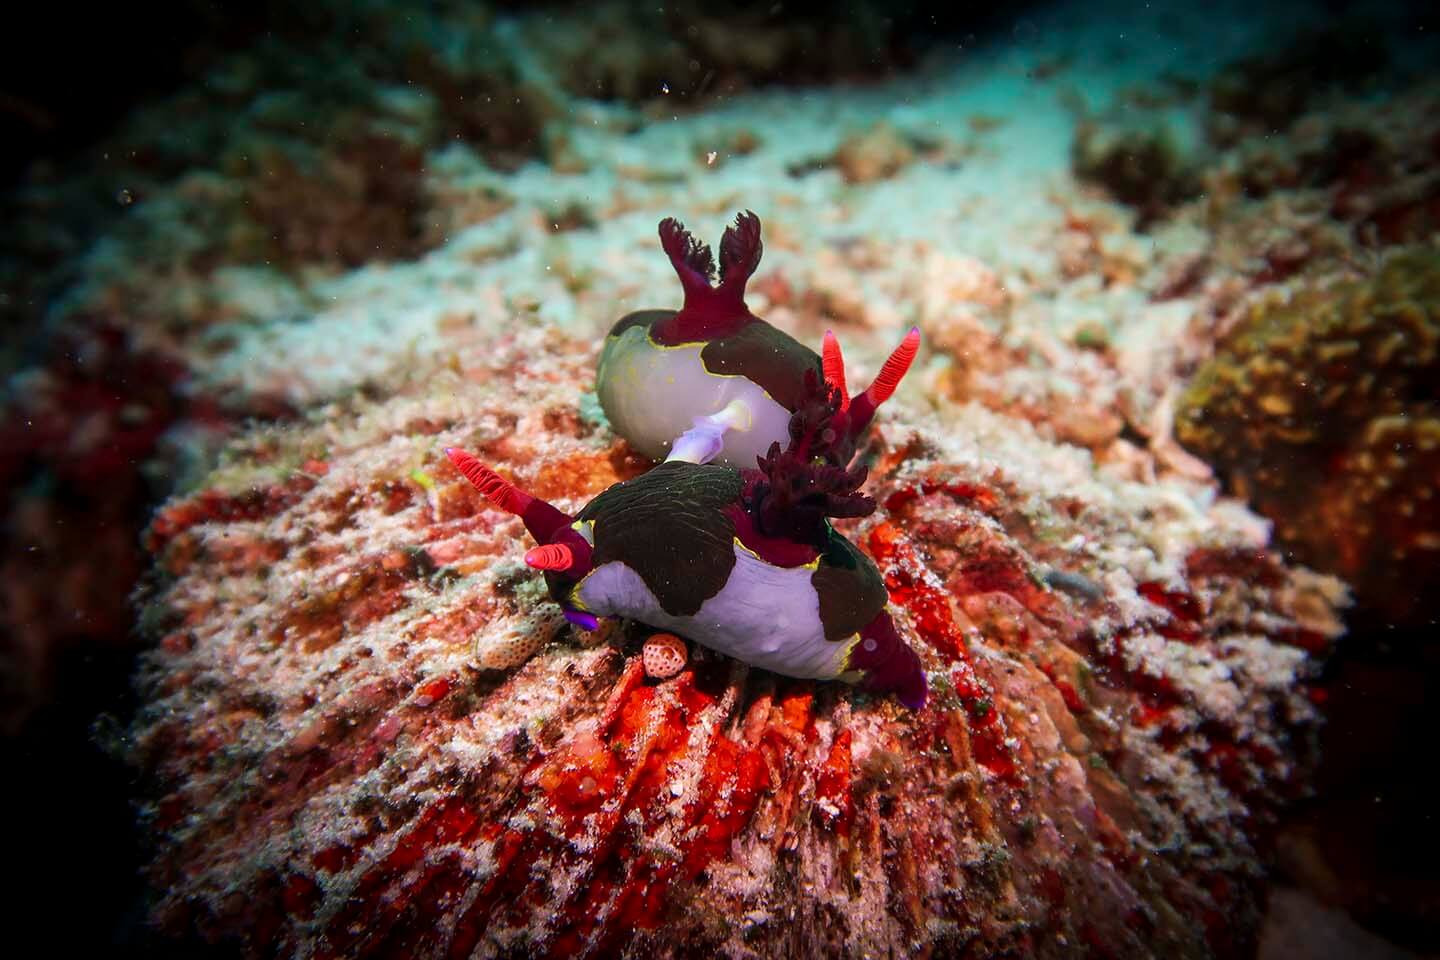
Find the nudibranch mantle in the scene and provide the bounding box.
[597,211,920,468]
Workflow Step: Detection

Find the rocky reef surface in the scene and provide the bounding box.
[129,314,1342,957]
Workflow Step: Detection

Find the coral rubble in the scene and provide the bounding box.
[1072,119,1202,227]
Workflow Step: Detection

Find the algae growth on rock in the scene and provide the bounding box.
[1176,248,1440,626]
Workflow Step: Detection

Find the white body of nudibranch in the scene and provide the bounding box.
[573,543,856,680]
[597,325,793,468]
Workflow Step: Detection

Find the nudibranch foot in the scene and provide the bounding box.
[665,399,754,465]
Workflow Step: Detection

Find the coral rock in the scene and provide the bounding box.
[1072,119,1202,226]
[1206,28,1386,146]
[127,337,1343,958]
[1176,248,1440,624]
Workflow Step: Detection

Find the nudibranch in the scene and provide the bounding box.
[597,211,921,468]
[445,379,927,709]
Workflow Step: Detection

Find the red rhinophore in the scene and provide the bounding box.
[524,543,575,572]
[821,330,851,410]
[444,447,533,515]
[844,326,922,441]
[444,447,571,545]
[866,327,922,406]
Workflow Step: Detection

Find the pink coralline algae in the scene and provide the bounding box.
[126,321,1345,959]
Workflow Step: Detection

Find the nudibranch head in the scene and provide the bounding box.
[445,382,928,709]
[596,211,921,469]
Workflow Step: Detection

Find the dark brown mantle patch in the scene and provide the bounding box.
[701,321,822,413]
[579,461,744,617]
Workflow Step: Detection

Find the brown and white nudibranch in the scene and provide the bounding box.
[597,211,921,468]
[445,377,927,709]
